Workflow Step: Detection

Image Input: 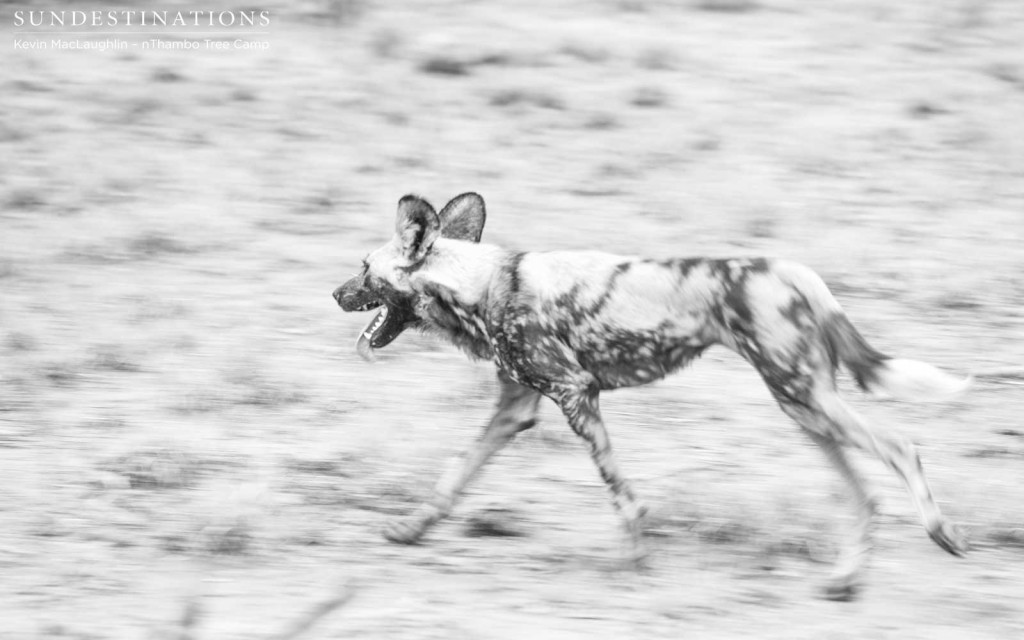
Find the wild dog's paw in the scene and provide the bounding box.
[382,516,430,545]
[626,539,651,571]
[928,520,968,557]
[621,515,651,570]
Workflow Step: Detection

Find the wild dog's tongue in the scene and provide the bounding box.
[355,328,377,362]
[355,305,410,361]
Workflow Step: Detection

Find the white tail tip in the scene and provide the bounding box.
[868,358,972,402]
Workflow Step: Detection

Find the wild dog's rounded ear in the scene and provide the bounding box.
[395,195,440,264]
[438,192,486,243]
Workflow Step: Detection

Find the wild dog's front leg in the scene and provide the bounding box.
[383,372,541,544]
[555,383,648,563]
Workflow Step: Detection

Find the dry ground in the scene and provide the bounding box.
[2,1,1023,638]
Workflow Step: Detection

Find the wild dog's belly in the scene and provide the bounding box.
[489,313,714,393]
[573,330,709,390]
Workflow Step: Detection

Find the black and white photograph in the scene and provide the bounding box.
[3,1,1023,637]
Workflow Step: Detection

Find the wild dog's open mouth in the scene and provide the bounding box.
[355,303,414,361]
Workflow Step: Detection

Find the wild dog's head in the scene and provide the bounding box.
[332,192,486,360]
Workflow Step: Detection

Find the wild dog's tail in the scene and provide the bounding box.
[822,313,971,401]
[772,260,970,401]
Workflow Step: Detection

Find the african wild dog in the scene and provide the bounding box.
[333,193,971,601]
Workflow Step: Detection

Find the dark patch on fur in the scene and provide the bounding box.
[722,277,754,328]
[744,258,770,274]
[665,257,698,277]
[588,262,634,316]
[552,284,584,315]
[823,313,890,391]
[506,252,525,297]
[705,259,731,283]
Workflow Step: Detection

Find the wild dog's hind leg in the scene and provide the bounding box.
[554,382,648,563]
[778,399,878,601]
[768,379,964,600]
[772,380,966,599]
[383,371,541,544]
[811,390,967,558]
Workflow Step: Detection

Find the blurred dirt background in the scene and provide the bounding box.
[2,0,1023,638]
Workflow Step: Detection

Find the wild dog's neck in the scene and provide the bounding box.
[416,239,508,309]
[414,240,510,360]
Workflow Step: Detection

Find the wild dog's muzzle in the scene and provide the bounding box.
[333,276,416,361]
